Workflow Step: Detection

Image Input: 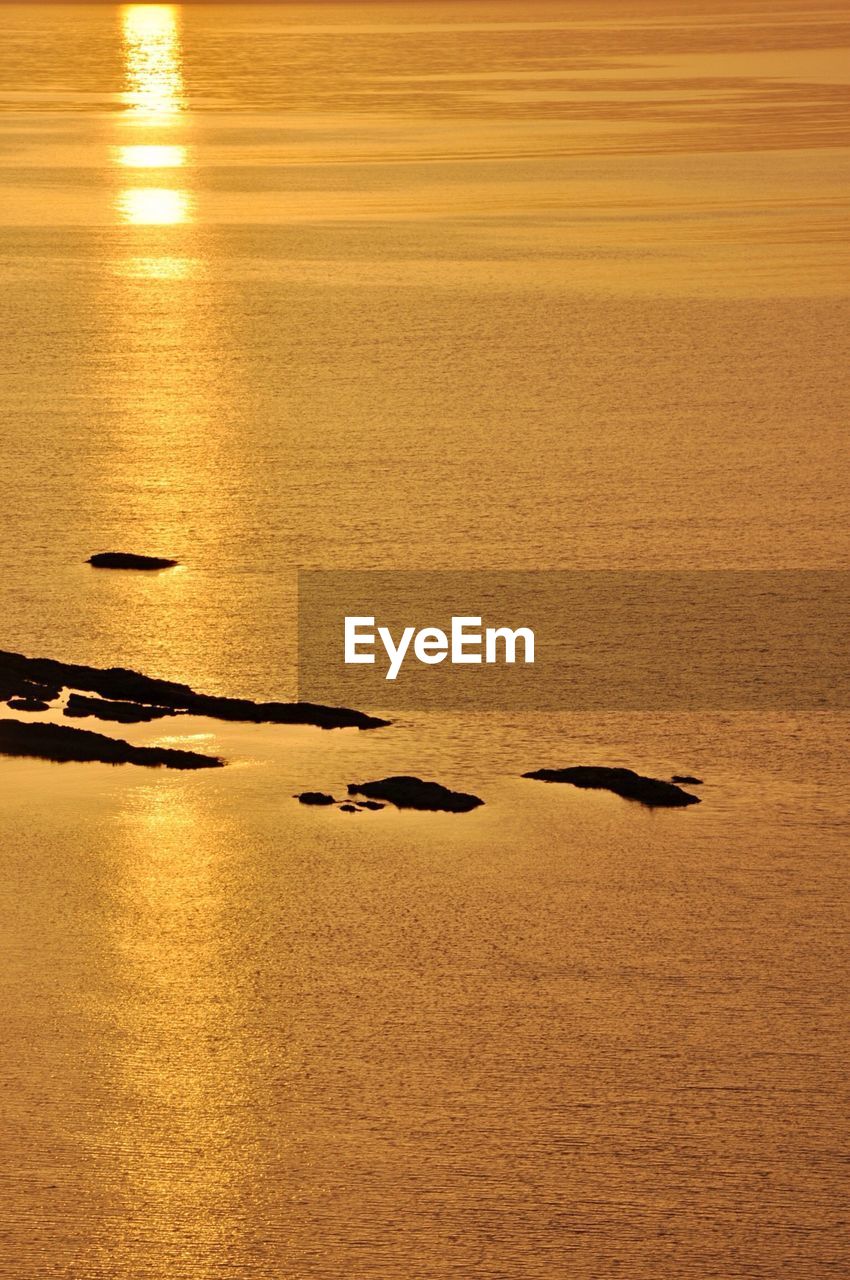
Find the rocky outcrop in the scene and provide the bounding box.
[87,552,178,570]
[0,719,223,770]
[64,693,177,724]
[0,669,60,705]
[523,766,700,808]
[347,775,484,813]
[0,649,389,731]
[296,791,336,806]
[180,693,389,731]
[671,774,703,785]
[0,648,198,709]
[6,697,51,713]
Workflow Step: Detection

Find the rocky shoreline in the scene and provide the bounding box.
[2,649,705,810]
[0,719,223,770]
[523,765,701,807]
[0,648,389,731]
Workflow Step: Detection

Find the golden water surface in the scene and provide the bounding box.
[0,3,848,1277]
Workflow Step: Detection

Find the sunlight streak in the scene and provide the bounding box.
[117,187,192,225]
[117,144,187,168]
[121,5,185,124]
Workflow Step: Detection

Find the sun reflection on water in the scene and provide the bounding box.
[116,256,199,280]
[118,143,187,168]
[105,4,216,566]
[118,5,191,227]
[93,782,251,1279]
[118,186,192,225]
[121,4,185,124]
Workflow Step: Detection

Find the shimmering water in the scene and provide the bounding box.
[0,3,848,1276]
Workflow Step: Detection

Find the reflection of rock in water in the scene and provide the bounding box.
[523,766,701,807]
[348,775,484,813]
[0,719,222,770]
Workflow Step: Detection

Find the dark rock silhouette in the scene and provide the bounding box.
[6,697,50,713]
[354,800,385,811]
[296,791,336,806]
[0,671,60,704]
[0,719,223,770]
[177,692,388,731]
[88,552,178,570]
[0,649,389,731]
[339,804,359,813]
[64,693,177,724]
[523,766,700,808]
[671,774,704,785]
[348,775,484,813]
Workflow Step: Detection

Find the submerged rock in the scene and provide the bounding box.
[88,552,179,570]
[0,649,389,732]
[523,766,700,808]
[348,775,484,813]
[671,774,704,785]
[64,693,177,724]
[6,697,50,713]
[296,791,336,806]
[0,718,223,770]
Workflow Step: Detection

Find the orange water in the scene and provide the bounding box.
[0,4,848,1276]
